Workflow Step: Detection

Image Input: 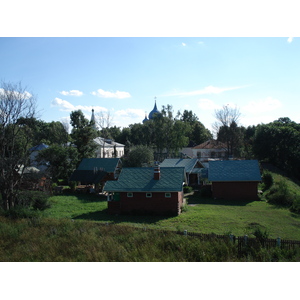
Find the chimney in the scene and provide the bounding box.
[154,162,160,180]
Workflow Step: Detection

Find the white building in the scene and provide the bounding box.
[94,137,125,158]
[181,139,227,162]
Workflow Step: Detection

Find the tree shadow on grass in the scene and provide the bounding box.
[73,209,173,224]
[64,192,107,203]
[186,193,257,206]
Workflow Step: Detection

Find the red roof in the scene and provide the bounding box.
[193,139,227,150]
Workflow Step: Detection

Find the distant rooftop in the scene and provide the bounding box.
[208,160,262,182]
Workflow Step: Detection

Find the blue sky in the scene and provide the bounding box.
[1,37,299,133]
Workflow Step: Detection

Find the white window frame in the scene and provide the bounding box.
[127,192,133,198]
[146,192,152,198]
[165,193,171,198]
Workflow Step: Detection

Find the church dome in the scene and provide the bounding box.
[148,101,161,119]
[142,113,149,123]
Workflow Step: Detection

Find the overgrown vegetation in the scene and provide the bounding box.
[0,217,299,262]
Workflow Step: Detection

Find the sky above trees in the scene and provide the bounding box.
[1,3,300,135]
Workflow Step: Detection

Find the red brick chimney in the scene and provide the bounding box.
[154,163,160,180]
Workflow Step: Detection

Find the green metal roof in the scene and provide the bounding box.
[77,158,120,173]
[208,160,262,182]
[160,158,200,173]
[103,167,185,192]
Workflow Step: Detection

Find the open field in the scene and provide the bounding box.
[44,190,300,240]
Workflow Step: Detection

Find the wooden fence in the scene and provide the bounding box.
[100,223,300,253]
[174,230,300,253]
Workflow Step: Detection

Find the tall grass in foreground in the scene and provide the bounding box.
[0,216,299,262]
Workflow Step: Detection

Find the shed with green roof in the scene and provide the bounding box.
[208,160,262,200]
[69,158,122,186]
[103,166,186,215]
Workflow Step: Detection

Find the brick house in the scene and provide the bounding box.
[103,165,186,215]
[208,160,262,200]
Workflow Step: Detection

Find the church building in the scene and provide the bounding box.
[143,98,161,123]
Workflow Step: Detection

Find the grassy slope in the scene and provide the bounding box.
[45,174,300,240]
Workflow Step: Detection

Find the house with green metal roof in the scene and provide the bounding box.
[208,160,262,200]
[103,165,186,215]
[160,158,205,185]
[69,158,122,187]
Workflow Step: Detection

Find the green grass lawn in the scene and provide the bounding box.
[45,190,300,240]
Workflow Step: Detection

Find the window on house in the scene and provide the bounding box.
[146,193,152,198]
[127,192,133,197]
[197,151,201,158]
[165,193,171,198]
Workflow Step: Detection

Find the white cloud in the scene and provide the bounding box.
[242,96,282,114]
[165,85,248,97]
[114,108,145,118]
[91,89,131,99]
[287,37,294,43]
[60,90,83,96]
[0,88,32,99]
[182,43,186,46]
[51,98,107,113]
[111,108,145,128]
[198,99,222,110]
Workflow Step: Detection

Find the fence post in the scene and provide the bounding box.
[184,230,188,236]
[277,237,281,247]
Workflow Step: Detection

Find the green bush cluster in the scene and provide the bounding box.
[262,171,274,191]
[0,191,51,219]
[183,186,193,194]
[265,179,293,206]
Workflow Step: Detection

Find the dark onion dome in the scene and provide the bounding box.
[148,101,161,119]
[142,113,149,123]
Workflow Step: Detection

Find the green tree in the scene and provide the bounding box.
[37,145,78,182]
[124,145,154,167]
[253,119,300,179]
[0,81,37,210]
[70,110,97,163]
[17,118,70,146]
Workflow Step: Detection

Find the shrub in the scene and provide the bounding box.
[2,206,42,219]
[253,226,269,240]
[17,191,51,211]
[262,171,274,191]
[183,186,193,193]
[290,195,300,214]
[265,179,293,206]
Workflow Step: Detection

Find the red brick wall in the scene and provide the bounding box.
[116,191,183,215]
[212,182,259,200]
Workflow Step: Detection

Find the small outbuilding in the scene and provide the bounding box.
[208,160,262,200]
[103,165,186,215]
[69,158,122,187]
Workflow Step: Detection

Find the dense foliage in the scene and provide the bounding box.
[253,118,300,179]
